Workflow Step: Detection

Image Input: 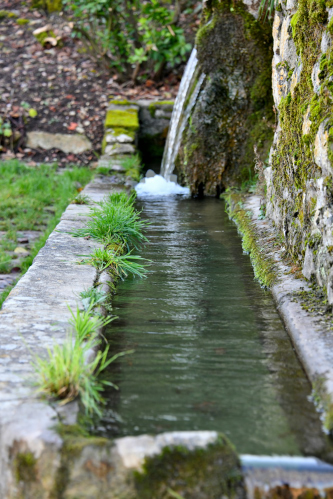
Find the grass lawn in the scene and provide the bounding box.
[0,160,93,308]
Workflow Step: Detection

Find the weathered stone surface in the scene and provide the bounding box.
[176,0,274,195]
[26,132,92,154]
[267,0,333,304]
[104,143,136,156]
[0,177,121,497]
[98,156,126,172]
[106,133,134,144]
[59,432,244,499]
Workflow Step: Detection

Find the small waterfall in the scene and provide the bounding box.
[160,48,204,180]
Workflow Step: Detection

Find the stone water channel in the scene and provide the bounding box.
[93,195,333,461]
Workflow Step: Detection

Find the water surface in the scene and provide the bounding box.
[94,197,332,457]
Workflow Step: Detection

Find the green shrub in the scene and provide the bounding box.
[62,0,191,80]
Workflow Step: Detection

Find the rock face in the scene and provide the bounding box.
[26,131,92,154]
[3,430,244,498]
[176,0,274,196]
[266,0,333,302]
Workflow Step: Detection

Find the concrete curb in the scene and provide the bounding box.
[0,175,122,497]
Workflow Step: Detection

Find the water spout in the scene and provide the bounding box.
[160,48,205,180]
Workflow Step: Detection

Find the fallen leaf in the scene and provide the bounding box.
[67,122,78,131]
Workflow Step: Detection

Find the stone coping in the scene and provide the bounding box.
[0,175,124,496]
[244,196,333,431]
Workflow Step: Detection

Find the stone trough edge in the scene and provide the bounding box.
[244,195,333,430]
[0,175,122,497]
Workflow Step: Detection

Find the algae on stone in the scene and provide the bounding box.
[104,109,139,130]
[267,0,333,303]
[175,0,274,196]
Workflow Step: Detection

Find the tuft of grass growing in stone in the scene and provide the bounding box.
[70,193,149,251]
[79,285,108,311]
[68,303,114,342]
[32,333,127,416]
[81,247,148,279]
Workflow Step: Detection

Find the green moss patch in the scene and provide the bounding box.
[32,0,62,12]
[16,18,30,25]
[223,192,278,288]
[14,452,38,483]
[105,109,139,130]
[270,0,333,267]
[0,10,18,19]
[134,435,243,499]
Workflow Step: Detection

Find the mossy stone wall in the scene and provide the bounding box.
[176,0,274,196]
[267,0,333,302]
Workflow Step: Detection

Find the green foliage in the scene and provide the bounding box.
[82,247,148,279]
[68,304,114,341]
[0,161,92,308]
[32,333,128,415]
[70,194,149,250]
[72,193,91,205]
[62,0,191,80]
[79,285,108,311]
[121,153,142,182]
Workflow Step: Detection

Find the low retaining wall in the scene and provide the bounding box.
[226,193,333,435]
[0,174,123,497]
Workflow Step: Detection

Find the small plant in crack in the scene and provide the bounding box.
[81,247,149,279]
[68,303,114,341]
[79,285,108,312]
[72,193,91,205]
[32,333,132,415]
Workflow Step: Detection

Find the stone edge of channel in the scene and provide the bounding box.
[243,195,333,432]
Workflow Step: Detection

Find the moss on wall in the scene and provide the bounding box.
[176,0,274,196]
[134,435,244,499]
[223,192,278,287]
[270,0,333,267]
[105,109,139,130]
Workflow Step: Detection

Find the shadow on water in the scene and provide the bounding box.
[91,197,333,459]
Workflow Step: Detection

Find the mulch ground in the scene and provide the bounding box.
[0,0,189,165]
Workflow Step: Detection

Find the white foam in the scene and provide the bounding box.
[135,175,190,197]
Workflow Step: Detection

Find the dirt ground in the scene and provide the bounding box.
[0,0,190,165]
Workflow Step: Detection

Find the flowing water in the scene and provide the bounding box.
[94,196,332,458]
[160,48,203,180]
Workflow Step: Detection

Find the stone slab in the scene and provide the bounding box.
[26,131,92,154]
[0,176,118,497]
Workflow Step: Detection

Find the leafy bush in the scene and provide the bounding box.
[63,0,192,80]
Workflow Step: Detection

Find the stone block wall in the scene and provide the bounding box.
[266,0,333,302]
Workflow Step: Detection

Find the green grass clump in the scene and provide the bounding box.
[32,334,126,415]
[79,286,108,311]
[70,192,149,250]
[68,303,114,341]
[82,247,148,279]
